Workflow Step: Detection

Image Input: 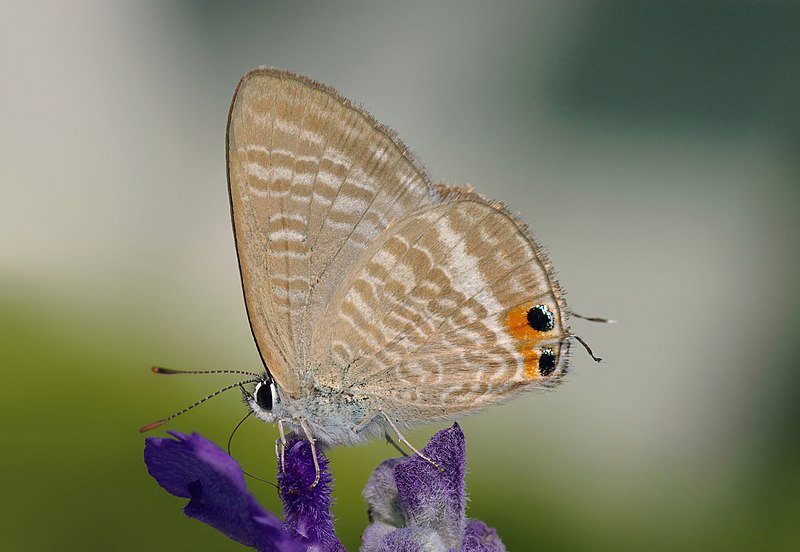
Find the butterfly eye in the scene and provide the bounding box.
[538,347,557,376]
[254,381,274,411]
[526,305,555,332]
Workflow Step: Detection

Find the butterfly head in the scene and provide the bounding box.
[248,374,283,423]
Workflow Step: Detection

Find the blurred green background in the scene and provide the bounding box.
[2,1,799,550]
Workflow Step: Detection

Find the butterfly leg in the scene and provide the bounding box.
[354,410,442,471]
[384,432,409,457]
[382,413,442,471]
[352,410,381,432]
[354,411,409,453]
[277,419,288,473]
[298,417,321,488]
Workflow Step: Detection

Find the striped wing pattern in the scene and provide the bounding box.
[227,68,569,419]
[318,187,569,419]
[227,69,430,397]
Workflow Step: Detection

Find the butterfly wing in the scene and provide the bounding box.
[227,68,432,396]
[315,185,570,420]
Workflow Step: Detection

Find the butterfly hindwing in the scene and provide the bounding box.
[316,187,570,420]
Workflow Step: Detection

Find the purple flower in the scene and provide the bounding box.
[277,437,344,552]
[144,424,504,551]
[361,424,505,552]
[144,432,316,552]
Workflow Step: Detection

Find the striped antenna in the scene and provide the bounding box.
[138,377,261,433]
[572,335,602,363]
[151,365,263,378]
[571,312,617,324]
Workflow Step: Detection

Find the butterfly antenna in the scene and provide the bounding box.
[151,366,263,378]
[573,335,602,363]
[571,312,617,324]
[226,411,277,487]
[138,378,261,432]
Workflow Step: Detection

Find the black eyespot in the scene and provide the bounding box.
[255,381,273,411]
[538,347,557,376]
[527,305,554,332]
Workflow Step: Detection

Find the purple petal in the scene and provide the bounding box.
[457,520,506,552]
[362,457,404,527]
[393,424,467,549]
[278,437,344,552]
[360,521,396,552]
[382,527,446,551]
[144,431,302,552]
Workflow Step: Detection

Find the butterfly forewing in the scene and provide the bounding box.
[227,69,431,396]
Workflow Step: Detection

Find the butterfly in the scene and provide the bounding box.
[143,68,603,482]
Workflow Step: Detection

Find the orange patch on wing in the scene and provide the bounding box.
[507,303,540,341]
[505,302,554,380]
[521,347,542,380]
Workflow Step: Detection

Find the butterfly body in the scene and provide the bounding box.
[248,383,376,446]
[228,68,572,447]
